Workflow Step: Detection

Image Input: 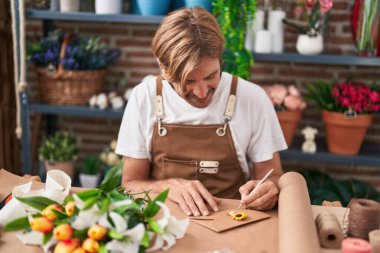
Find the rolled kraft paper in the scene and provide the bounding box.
[278,172,321,253]
[369,230,380,253]
[342,238,372,253]
[315,212,344,249]
[348,199,380,240]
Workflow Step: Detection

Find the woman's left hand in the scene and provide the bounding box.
[239,179,279,210]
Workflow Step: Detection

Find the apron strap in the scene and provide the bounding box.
[155,75,164,119]
[223,75,238,121]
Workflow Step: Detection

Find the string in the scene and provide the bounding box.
[346,198,380,240]
[315,212,344,249]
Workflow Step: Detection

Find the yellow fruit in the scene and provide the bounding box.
[72,248,87,253]
[42,204,62,221]
[82,238,99,253]
[87,224,107,241]
[30,217,53,233]
[54,239,81,253]
[65,201,76,217]
[54,224,73,241]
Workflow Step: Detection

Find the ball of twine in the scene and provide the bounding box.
[315,212,344,249]
[348,198,380,240]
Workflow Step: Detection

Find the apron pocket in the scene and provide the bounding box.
[161,157,198,180]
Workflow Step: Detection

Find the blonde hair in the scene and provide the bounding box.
[152,7,224,91]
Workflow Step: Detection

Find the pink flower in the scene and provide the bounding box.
[304,0,317,10]
[270,84,288,106]
[288,85,301,97]
[263,84,306,111]
[284,95,303,111]
[319,0,333,13]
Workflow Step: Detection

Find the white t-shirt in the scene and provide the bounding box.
[116,72,287,178]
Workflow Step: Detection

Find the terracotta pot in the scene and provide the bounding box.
[322,110,373,155]
[277,110,302,147]
[44,161,75,179]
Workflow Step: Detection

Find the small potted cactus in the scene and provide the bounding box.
[38,131,78,179]
[79,155,102,188]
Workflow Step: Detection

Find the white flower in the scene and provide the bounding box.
[147,201,189,252]
[99,211,145,253]
[110,96,125,110]
[71,194,101,230]
[89,95,97,107]
[96,93,108,110]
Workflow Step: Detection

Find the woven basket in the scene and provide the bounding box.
[36,37,106,105]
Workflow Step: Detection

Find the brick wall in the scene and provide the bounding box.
[25,0,380,191]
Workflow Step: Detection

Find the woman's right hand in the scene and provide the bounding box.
[164,178,221,216]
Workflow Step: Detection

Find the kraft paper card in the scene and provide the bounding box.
[190,207,270,232]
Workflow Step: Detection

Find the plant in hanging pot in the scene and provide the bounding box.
[283,0,333,55]
[27,33,120,105]
[307,81,380,155]
[38,131,79,179]
[263,84,307,147]
[79,155,103,188]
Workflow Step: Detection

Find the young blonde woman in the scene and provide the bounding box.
[116,7,287,216]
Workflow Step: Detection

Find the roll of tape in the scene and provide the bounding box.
[342,238,372,253]
[315,212,344,249]
[369,229,380,253]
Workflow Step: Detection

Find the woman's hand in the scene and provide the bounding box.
[239,179,279,210]
[164,178,221,216]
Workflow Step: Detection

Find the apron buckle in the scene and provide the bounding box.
[216,118,230,137]
[157,118,167,136]
[199,161,219,174]
[199,167,219,174]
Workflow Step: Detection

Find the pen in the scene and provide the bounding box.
[237,168,274,209]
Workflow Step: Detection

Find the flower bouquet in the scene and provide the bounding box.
[263,84,306,147]
[307,81,380,155]
[28,33,120,105]
[0,165,189,253]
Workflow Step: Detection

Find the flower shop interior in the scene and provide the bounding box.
[1,0,380,251]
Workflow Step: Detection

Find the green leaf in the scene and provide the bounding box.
[148,219,163,234]
[99,163,123,193]
[100,197,110,214]
[144,189,169,218]
[73,228,88,241]
[76,189,101,201]
[108,229,124,240]
[16,196,59,211]
[4,216,30,232]
[99,244,109,253]
[81,196,98,210]
[141,231,150,248]
[42,233,52,245]
[51,209,68,219]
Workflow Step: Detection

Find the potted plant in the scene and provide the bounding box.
[307,81,380,155]
[38,131,79,179]
[282,0,333,55]
[213,0,256,80]
[263,84,307,147]
[79,155,103,188]
[27,33,120,105]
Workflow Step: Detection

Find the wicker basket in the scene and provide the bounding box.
[35,37,106,105]
[36,68,106,105]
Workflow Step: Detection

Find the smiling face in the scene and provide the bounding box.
[170,57,221,108]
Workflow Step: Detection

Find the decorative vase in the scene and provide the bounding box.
[322,110,373,155]
[277,110,302,148]
[135,0,171,15]
[79,173,100,188]
[60,0,80,12]
[296,33,323,55]
[184,0,212,13]
[95,0,123,14]
[44,160,75,180]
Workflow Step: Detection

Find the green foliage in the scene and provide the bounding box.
[4,216,30,232]
[306,81,340,111]
[300,170,380,206]
[80,155,103,175]
[16,196,59,211]
[38,131,79,163]
[213,0,256,80]
[99,162,123,192]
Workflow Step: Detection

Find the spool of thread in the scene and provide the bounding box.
[342,238,372,253]
[348,199,380,240]
[369,230,380,253]
[315,212,344,249]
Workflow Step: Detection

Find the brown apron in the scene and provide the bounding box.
[151,76,246,199]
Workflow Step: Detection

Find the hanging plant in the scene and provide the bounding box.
[213,0,256,80]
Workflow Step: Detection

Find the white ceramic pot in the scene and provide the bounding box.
[296,33,324,55]
[95,0,123,14]
[79,173,100,188]
[60,0,80,12]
